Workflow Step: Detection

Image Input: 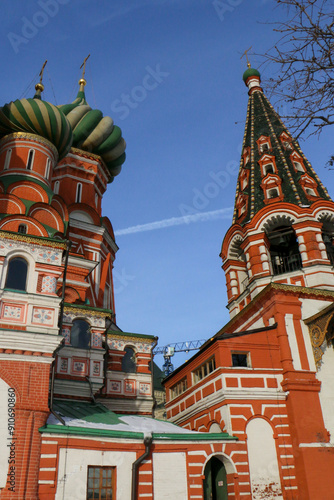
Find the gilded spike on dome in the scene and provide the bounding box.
[34,60,47,100]
[0,61,73,160]
[58,57,126,182]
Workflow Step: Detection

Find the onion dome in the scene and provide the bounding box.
[58,79,126,181]
[242,67,260,82]
[0,83,72,159]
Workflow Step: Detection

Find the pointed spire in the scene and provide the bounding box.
[232,66,331,226]
[34,60,47,99]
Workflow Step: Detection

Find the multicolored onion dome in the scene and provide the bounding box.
[0,90,72,159]
[58,80,126,181]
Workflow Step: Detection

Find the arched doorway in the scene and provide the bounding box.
[203,456,228,500]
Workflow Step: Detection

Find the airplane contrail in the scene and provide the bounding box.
[114,207,233,236]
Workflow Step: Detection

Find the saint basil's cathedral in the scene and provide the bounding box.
[0,59,333,500]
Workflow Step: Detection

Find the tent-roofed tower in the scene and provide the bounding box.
[221,67,334,318]
[164,66,334,500]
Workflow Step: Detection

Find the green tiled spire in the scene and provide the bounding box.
[233,69,331,225]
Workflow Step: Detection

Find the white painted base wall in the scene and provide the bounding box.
[55,448,136,500]
[318,345,334,443]
[153,452,188,499]
[247,418,283,500]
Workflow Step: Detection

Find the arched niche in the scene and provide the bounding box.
[246,418,282,499]
[227,235,249,292]
[318,214,334,265]
[69,210,94,224]
[265,222,302,275]
[209,422,222,433]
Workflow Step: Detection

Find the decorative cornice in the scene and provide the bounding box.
[63,305,111,319]
[217,282,334,337]
[0,132,58,158]
[0,230,67,249]
[69,147,104,164]
[107,331,156,343]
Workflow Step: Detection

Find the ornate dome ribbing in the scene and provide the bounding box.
[58,82,126,181]
[0,97,73,159]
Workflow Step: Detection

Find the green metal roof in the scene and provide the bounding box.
[53,399,121,425]
[40,399,237,441]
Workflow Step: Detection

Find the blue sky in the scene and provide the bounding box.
[1,0,333,370]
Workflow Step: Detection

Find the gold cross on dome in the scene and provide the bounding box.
[39,60,47,84]
[80,54,91,80]
[241,46,252,68]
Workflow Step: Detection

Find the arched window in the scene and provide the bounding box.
[305,187,316,197]
[54,181,60,195]
[76,183,82,203]
[293,161,304,172]
[18,224,27,234]
[26,150,34,170]
[264,164,274,175]
[45,158,51,179]
[122,346,136,373]
[4,149,12,170]
[268,188,279,199]
[260,142,270,153]
[5,257,28,291]
[267,225,302,275]
[70,319,91,349]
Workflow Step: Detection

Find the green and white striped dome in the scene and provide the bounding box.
[0,96,73,159]
[58,83,126,181]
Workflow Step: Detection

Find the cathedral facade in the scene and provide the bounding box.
[164,68,334,500]
[0,69,231,500]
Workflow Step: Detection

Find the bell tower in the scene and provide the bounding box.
[218,67,334,499]
[221,67,334,319]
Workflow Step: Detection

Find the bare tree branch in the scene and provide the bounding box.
[259,0,334,140]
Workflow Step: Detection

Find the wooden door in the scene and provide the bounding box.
[203,457,228,500]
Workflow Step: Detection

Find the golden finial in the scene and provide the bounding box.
[35,60,47,95]
[79,54,90,90]
[241,46,252,68]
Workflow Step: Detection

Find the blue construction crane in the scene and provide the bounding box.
[154,339,207,376]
